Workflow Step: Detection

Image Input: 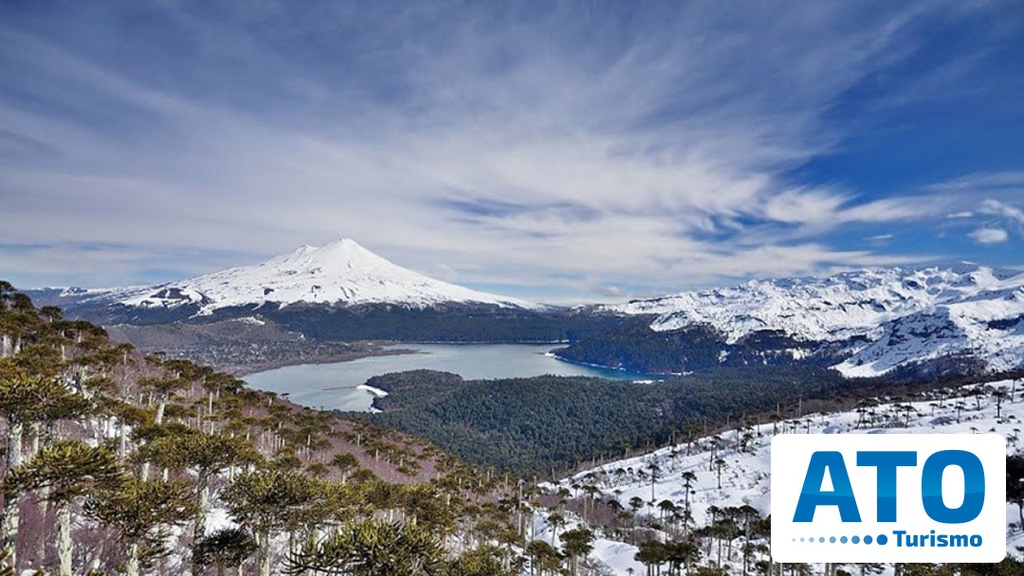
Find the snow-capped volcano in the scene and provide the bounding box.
[110,239,538,313]
[608,263,1024,377]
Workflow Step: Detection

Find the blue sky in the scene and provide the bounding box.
[1,1,1022,302]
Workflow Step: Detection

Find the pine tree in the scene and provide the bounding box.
[137,430,260,575]
[5,440,122,576]
[222,469,333,576]
[635,540,666,576]
[194,528,257,576]
[561,527,594,576]
[84,477,197,576]
[0,371,33,569]
[285,518,444,576]
[0,371,90,570]
[446,543,516,576]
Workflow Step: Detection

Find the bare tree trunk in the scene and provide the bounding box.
[57,502,72,576]
[259,531,272,576]
[27,422,51,566]
[1,335,12,357]
[28,422,42,459]
[139,403,168,482]
[118,422,129,460]
[33,489,50,568]
[155,399,167,426]
[125,543,140,576]
[1,420,23,571]
[192,478,210,576]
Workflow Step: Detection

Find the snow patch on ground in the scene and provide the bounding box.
[546,378,1024,573]
[356,384,389,398]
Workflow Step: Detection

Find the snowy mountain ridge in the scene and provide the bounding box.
[30,252,1024,378]
[91,239,540,313]
[607,263,1024,377]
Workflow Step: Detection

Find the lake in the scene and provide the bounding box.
[243,343,653,412]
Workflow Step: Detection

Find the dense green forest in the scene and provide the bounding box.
[552,323,725,374]
[553,324,857,375]
[359,362,1024,478]
[358,366,851,476]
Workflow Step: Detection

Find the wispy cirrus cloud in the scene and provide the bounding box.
[979,199,1024,224]
[0,1,1022,300]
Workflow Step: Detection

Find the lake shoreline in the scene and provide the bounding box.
[227,340,568,376]
[547,350,672,381]
[243,343,653,412]
[226,344,418,376]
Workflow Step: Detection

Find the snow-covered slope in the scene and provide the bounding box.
[548,378,1024,574]
[101,239,538,313]
[608,263,1024,377]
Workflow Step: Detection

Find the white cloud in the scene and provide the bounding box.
[968,227,1009,245]
[761,188,851,225]
[928,171,1024,192]
[0,1,1015,298]
[835,196,944,224]
[979,199,1024,224]
[928,177,1024,227]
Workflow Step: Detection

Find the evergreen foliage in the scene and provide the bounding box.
[84,477,197,576]
[285,518,445,576]
[362,365,848,475]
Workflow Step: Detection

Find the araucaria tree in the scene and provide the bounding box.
[84,477,197,576]
[0,287,107,571]
[5,440,122,576]
[222,469,333,576]
[134,427,260,574]
[286,518,445,576]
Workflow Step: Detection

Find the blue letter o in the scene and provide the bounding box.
[921,450,985,524]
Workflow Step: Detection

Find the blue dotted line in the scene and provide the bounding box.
[791,534,888,545]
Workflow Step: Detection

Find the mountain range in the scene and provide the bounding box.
[601,263,1024,378]
[23,240,1024,380]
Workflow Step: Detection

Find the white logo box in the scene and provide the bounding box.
[771,434,1005,563]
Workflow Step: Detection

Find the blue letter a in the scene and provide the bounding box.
[793,451,861,522]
